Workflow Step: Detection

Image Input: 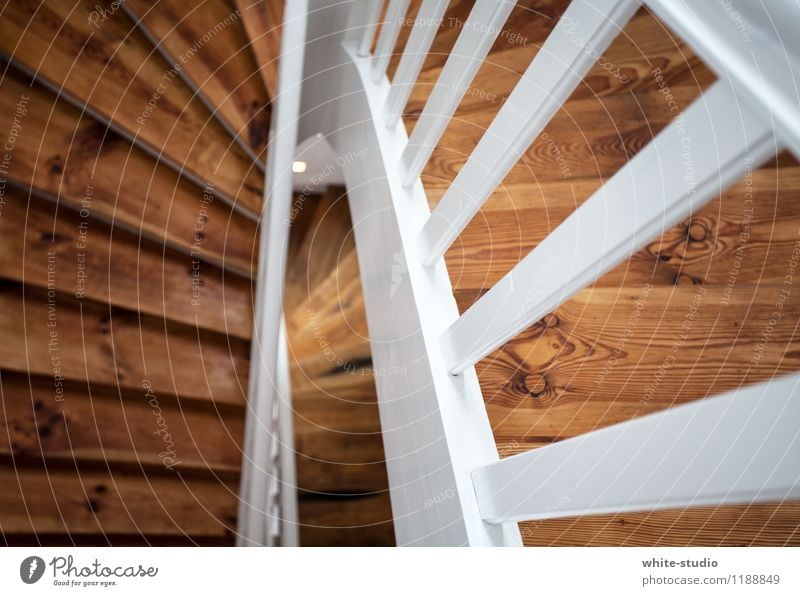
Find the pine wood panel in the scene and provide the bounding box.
[0,187,253,339]
[0,282,249,406]
[294,429,389,494]
[291,359,387,494]
[290,296,388,494]
[442,164,800,291]
[0,0,264,213]
[417,85,708,198]
[124,0,271,159]
[461,285,800,441]
[287,250,387,493]
[0,69,258,276]
[287,251,370,374]
[521,504,800,546]
[1,371,243,472]
[234,0,283,99]
[0,466,238,538]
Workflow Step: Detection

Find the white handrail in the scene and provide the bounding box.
[276,319,299,546]
[237,0,307,547]
[643,0,800,157]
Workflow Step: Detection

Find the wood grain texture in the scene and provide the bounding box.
[234,0,283,99]
[0,282,249,406]
[419,84,709,198]
[442,163,800,291]
[0,466,238,538]
[0,0,264,213]
[124,0,271,159]
[465,285,800,442]
[291,355,387,494]
[0,68,258,276]
[520,504,800,546]
[1,371,244,472]
[2,0,796,547]
[401,4,713,124]
[0,187,254,339]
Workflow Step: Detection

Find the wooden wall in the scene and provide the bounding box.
[0,0,281,546]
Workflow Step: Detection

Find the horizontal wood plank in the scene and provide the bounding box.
[441,164,800,291]
[420,85,709,197]
[0,466,238,538]
[298,493,395,546]
[1,371,244,472]
[463,285,800,441]
[0,282,249,406]
[234,0,282,100]
[0,69,258,276]
[284,187,354,310]
[284,196,392,527]
[291,361,387,494]
[288,250,388,494]
[125,0,271,160]
[294,430,389,494]
[0,187,253,338]
[0,0,264,212]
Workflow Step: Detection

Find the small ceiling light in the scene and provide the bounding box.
[292,161,307,173]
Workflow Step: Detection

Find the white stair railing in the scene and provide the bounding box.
[472,375,800,523]
[418,0,639,267]
[372,0,411,82]
[237,0,307,547]
[441,79,775,374]
[399,0,516,186]
[383,0,448,127]
[251,0,800,546]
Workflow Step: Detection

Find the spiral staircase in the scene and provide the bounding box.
[1,0,799,547]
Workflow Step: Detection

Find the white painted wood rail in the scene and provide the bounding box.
[441,79,776,374]
[372,0,411,82]
[384,0,449,127]
[399,0,516,186]
[243,0,800,546]
[472,374,800,523]
[237,0,306,547]
[417,0,639,266]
